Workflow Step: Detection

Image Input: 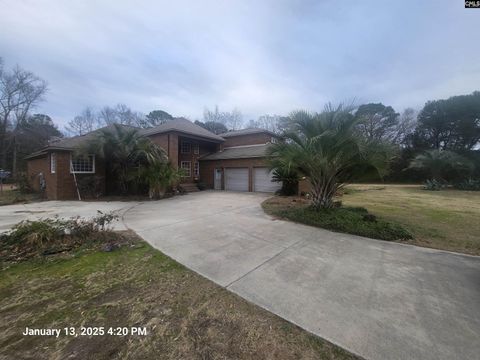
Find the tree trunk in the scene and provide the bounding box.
[12,135,17,176]
[310,180,336,210]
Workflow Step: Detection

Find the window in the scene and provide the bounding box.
[71,154,95,173]
[193,143,199,154]
[181,161,191,177]
[194,161,199,177]
[181,141,191,154]
[270,136,278,144]
[50,153,56,173]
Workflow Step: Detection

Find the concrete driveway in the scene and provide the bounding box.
[123,191,480,360]
[1,192,479,360]
[0,200,137,232]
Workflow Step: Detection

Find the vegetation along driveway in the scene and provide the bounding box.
[123,191,480,360]
[1,191,479,360]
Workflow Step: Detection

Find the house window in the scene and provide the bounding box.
[181,141,191,154]
[270,136,278,144]
[50,153,56,173]
[71,154,95,173]
[181,161,191,177]
[194,161,199,177]
[193,143,199,154]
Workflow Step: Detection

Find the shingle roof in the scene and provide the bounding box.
[219,128,276,138]
[24,124,138,159]
[200,144,272,160]
[142,118,224,142]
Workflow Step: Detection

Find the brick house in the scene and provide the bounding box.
[26,118,282,200]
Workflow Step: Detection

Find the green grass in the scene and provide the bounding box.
[0,231,358,360]
[263,198,412,241]
[264,185,480,255]
[342,184,480,255]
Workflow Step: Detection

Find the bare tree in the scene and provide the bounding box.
[393,108,417,146]
[65,107,97,136]
[97,104,144,126]
[203,105,223,124]
[226,108,243,130]
[203,105,243,130]
[249,114,287,134]
[0,61,47,171]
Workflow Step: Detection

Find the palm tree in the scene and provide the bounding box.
[408,149,473,183]
[88,124,167,194]
[268,105,390,209]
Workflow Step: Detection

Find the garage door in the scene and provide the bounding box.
[225,168,249,192]
[254,168,282,193]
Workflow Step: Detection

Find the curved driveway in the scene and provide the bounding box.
[123,191,480,360]
[1,192,479,360]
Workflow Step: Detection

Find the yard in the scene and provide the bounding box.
[264,184,480,255]
[343,184,480,255]
[0,231,357,360]
[0,186,40,206]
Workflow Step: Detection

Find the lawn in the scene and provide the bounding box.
[264,184,480,256]
[0,231,358,360]
[342,184,480,255]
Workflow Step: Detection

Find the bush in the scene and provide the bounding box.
[77,175,104,198]
[454,178,480,191]
[270,206,412,241]
[423,179,447,191]
[197,182,207,190]
[0,211,119,262]
[16,172,32,194]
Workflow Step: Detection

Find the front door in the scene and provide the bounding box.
[214,168,222,190]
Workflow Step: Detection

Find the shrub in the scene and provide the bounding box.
[423,179,447,191]
[196,182,207,190]
[0,211,119,262]
[77,176,104,198]
[269,206,412,241]
[454,178,480,191]
[16,172,32,194]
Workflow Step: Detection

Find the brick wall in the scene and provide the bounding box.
[27,150,105,200]
[223,133,273,147]
[149,132,180,168]
[27,155,57,198]
[178,136,217,183]
[199,158,267,191]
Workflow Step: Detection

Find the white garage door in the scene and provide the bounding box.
[254,168,282,193]
[225,168,249,192]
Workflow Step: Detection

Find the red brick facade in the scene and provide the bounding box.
[27,151,105,200]
[222,133,273,148]
[26,127,276,199]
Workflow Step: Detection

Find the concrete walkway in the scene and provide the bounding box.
[123,192,480,360]
[1,192,479,359]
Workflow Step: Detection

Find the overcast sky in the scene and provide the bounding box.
[1,0,479,127]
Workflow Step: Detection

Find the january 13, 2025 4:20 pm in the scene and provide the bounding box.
[22,326,148,338]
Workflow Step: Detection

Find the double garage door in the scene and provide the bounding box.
[224,167,281,193]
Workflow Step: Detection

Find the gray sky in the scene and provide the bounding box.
[1,0,479,127]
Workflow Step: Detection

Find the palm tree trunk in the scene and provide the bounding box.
[311,180,335,210]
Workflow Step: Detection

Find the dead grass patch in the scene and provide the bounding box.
[0,232,358,360]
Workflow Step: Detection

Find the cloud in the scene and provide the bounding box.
[1,0,479,127]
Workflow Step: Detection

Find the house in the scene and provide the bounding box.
[25,118,282,200]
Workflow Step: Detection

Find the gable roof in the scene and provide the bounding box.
[142,118,224,142]
[219,128,277,138]
[200,143,272,160]
[24,124,137,159]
